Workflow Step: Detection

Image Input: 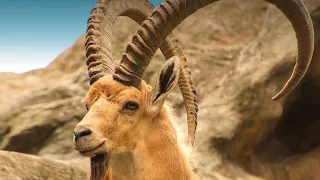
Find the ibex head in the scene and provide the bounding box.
[73,0,314,169]
[74,56,181,156]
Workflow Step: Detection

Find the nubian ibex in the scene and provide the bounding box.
[73,0,314,179]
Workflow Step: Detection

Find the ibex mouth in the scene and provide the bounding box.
[79,141,105,156]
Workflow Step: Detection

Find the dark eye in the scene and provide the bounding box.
[124,101,139,111]
[85,105,89,110]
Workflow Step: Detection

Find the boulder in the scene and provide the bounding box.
[0,150,89,180]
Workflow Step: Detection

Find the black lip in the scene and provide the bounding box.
[79,141,105,154]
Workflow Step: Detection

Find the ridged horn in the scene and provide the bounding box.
[85,0,156,84]
[114,0,314,145]
[160,33,198,147]
[86,0,114,85]
[266,0,314,100]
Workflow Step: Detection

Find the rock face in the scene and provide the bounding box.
[0,0,320,179]
[0,150,89,180]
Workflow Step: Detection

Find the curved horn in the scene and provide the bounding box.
[267,0,314,100]
[85,0,157,84]
[85,0,115,85]
[160,33,198,147]
[114,0,314,101]
[87,0,198,146]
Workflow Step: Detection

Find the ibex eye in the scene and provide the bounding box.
[124,101,139,111]
[85,105,89,110]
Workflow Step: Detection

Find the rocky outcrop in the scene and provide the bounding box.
[0,0,320,179]
[0,150,89,180]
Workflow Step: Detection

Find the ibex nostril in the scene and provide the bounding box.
[74,128,92,141]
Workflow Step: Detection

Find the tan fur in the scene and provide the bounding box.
[74,75,199,179]
[165,103,194,163]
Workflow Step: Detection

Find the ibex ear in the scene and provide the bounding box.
[151,56,180,108]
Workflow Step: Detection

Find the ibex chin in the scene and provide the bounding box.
[73,0,314,179]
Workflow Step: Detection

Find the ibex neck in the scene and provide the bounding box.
[133,109,196,180]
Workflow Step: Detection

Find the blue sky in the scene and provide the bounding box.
[0,0,162,73]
